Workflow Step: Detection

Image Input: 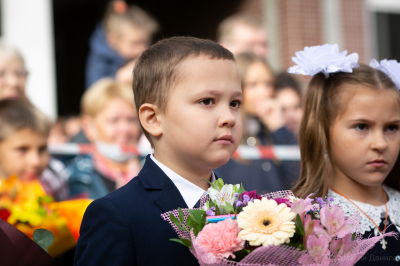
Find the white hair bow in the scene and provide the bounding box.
[288,44,359,78]
[370,59,400,90]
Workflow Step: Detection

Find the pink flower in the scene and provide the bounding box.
[303,214,330,246]
[306,235,330,264]
[274,198,291,207]
[330,233,357,256]
[194,218,244,260]
[320,205,354,239]
[289,195,314,223]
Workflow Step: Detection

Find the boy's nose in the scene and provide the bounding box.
[27,150,41,168]
[218,108,236,128]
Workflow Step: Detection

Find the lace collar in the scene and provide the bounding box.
[327,186,400,235]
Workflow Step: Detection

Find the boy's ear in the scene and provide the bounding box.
[139,104,163,138]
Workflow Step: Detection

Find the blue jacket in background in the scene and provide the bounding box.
[215,126,300,194]
[74,155,199,266]
[85,22,126,89]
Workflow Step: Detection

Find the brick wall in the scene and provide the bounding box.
[234,0,369,71]
[341,0,368,63]
[278,0,323,70]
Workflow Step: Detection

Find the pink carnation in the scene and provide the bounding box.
[194,218,244,260]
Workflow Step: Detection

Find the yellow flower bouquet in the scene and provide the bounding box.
[0,175,92,257]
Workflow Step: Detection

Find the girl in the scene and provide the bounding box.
[215,52,300,193]
[290,45,400,265]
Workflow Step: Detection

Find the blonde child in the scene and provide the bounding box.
[0,99,68,200]
[85,0,158,88]
[66,79,142,199]
[290,44,400,265]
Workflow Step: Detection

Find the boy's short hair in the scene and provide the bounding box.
[0,99,52,142]
[81,78,135,117]
[217,14,263,43]
[104,2,159,36]
[132,36,236,145]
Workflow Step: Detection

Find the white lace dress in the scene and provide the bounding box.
[328,186,400,265]
[328,186,400,236]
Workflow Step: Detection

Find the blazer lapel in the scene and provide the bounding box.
[139,155,188,212]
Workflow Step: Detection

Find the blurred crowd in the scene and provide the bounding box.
[0,0,304,221]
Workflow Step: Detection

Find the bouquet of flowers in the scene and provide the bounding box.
[162,179,396,265]
[0,175,92,257]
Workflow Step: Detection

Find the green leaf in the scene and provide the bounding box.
[33,229,54,252]
[36,207,47,217]
[169,213,185,231]
[215,205,221,216]
[189,209,206,225]
[214,178,224,190]
[38,196,54,204]
[352,232,356,241]
[232,249,251,261]
[284,241,304,250]
[296,214,305,237]
[208,199,215,209]
[237,184,245,196]
[178,207,185,224]
[186,216,193,230]
[170,238,192,248]
[200,179,219,190]
[224,202,235,213]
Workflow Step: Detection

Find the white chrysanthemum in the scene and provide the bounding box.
[370,58,400,90]
[237,198,296,246]
[288,43,359,77]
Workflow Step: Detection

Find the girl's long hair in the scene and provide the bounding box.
[292,64,400,198]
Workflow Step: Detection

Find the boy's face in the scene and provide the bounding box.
[0,128,48,181]
[157,56,243,172]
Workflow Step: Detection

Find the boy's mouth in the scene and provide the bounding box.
[214,135,233,144]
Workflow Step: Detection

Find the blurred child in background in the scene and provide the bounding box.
[276,73,303,135]
[217,14,269,59]
[66,79,142,199]
[0,40,28,100]
[85,0,158,88]
[215,52,300,192]
[0,99,68,200]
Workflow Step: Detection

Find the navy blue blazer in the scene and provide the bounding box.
[74,155,199,266]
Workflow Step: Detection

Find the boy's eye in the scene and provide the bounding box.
[355,124,368,131]
[39,145,48,154]
[230,100,241,108]
[386,125,399,132]
[199,98,214,106]
[16,146,28,153]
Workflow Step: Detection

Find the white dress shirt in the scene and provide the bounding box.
[150,154,215,208]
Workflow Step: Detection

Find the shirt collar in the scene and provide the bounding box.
[150,154,215,208]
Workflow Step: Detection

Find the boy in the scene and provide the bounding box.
[85,1,159,88]
[74,36,243,265]
[0,99,68,200]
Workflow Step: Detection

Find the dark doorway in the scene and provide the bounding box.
[376,12,400,62]
[53,0,243,116]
